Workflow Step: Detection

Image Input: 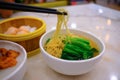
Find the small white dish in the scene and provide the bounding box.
[0,40,27,80]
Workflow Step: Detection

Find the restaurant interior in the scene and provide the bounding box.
[0,0,120,18]
[0,0,120,80]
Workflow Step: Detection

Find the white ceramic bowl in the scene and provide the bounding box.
[39,29,105,75]
[0,40,27,80]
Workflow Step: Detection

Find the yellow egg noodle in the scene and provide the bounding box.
[44,9,70,58]
[44,9,99,60]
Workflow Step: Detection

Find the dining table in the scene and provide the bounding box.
[10,3,120,80]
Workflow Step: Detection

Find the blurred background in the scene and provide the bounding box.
[0,0,120,18]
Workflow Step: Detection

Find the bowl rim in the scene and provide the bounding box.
[0,40,27,80]
[40,29,105,63]
[0,16,46,41]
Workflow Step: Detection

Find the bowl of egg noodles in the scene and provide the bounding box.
[39,9,105,75]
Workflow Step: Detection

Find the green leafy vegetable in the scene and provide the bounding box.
[70,37,90,44]
[61,36,99,60]
[46,38,50,44]
[62,46,80,57]
[61,53,80,60]
[70,37,91,51]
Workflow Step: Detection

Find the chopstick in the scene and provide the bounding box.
[0,1,67,15]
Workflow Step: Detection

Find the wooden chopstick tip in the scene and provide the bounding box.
[63,12,68,15]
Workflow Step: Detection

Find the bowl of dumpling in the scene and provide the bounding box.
[0,16,46,57]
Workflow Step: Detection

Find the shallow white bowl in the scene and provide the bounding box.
[0,40,27,80]
[39,29,105,75]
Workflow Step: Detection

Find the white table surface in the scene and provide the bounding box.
[11,3,120,80]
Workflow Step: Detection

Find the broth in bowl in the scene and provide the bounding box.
[44,32,99,60]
